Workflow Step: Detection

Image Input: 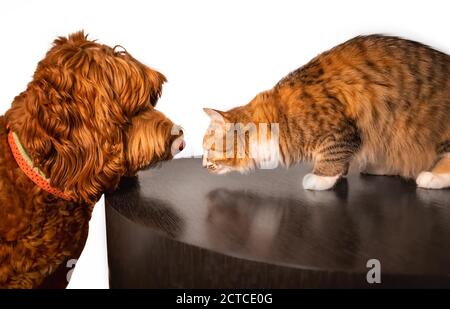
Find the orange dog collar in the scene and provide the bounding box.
[7,128,71,201]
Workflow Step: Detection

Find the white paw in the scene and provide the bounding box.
[416,171,450,189]
[302,173,339,191]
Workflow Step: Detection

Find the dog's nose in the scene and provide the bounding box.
[171,134,185,156]
[178,140,185,152]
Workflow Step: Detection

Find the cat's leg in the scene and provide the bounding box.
[303,139,359,191]
[416,153,450,189]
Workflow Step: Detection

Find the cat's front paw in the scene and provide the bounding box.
[302,173,339,191]
[416,171,450,189]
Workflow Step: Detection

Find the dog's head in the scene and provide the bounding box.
[5,31,184,203]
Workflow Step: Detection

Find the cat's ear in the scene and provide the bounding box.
[203,108,228,123]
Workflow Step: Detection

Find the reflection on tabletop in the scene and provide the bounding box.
[107,158,450,275]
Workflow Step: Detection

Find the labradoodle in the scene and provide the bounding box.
[0,31,184,288]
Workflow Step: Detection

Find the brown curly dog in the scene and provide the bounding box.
[0,31,184,288]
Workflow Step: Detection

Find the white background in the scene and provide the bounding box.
[0,0,449,288]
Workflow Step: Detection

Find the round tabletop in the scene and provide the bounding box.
[105,158,450,288]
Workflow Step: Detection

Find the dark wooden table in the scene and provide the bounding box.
[105,158,450,288]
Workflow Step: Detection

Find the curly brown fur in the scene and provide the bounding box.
[0,31,183,288]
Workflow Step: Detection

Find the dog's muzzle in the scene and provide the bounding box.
[170,126,185,156]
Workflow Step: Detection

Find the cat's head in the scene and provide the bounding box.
[202,108,256,174]
[202,107,280,174]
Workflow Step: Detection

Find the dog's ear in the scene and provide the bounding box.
[6,79,126,204]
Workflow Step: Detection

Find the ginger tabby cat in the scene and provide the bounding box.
[203,35,450,190]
